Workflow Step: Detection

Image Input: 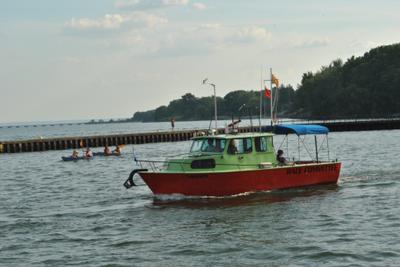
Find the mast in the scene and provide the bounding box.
[259,66,263,132]
[212,83,217,129]
[270,68,273,126]
[202,78,217,130]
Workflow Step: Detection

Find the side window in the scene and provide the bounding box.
[215,139,226,152]
[255,136,268,152]
[243,138,253,153]
[201,138,216,152]
[227,138,252,154]
[200,138,226,152]
[190,140,203,152]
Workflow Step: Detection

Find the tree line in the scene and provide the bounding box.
[131,43,400,122]
[292,43,400,119]
[131,87,295,122]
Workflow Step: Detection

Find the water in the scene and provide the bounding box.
[1,122,400,266]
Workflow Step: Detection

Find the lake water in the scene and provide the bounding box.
[1,121,400,266]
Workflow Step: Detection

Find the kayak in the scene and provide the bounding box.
[61,156,92,161]
[93,152,121,156]
[61,152,121,161]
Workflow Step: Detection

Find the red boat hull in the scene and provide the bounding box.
[139,162,341,197]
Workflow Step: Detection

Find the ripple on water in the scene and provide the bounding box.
[2,130,400,266]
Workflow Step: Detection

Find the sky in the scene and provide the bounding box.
[0,0,399,123]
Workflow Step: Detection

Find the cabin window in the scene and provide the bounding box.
[214,139,226,152]
[190,138,226,153]
[227,138,252,154]
[191,158,216,169]
[255,136,268,152]
[190,140,203,152]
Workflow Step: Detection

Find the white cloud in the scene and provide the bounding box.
[138,24,273,58]
[229,26,271,43]
[115,0,140,8]
[162,0,188,6]
[292,38,330,48]
[134,12,168,28]
[64,11,270,58]
[66,14,127,30]
[192,2,207,10]
[65,12,167,31]
[115,0,188,9]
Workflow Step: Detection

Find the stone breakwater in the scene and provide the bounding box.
[0,127,257,153]
[2,117,400,153]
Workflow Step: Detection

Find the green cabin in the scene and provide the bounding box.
[165,133,278,173]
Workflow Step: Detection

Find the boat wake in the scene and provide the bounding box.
[150,186,337,208]
[153,191,260,201]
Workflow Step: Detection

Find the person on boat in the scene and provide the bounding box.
[113,145,121,155]
[205,139,216,152]
[84,148,93,158]
[215,139,224,152]
[227,139,238,154]
[71,150,79,159]
[276,149,288,165]
[104,145,111,156]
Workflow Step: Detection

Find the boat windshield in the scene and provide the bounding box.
[190,138,226,153]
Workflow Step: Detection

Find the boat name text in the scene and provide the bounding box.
[287,164,338,175]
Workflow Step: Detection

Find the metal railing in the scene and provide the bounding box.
[133,158,335,173]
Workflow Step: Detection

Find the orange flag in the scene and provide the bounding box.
[271,74,280,87]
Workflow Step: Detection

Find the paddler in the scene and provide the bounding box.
[104,145,111,156]
[71,150,79,159]
[113,145,121,156]
[84,147,93,158]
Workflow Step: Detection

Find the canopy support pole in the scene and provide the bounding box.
[314,135,319,163]
[297,135,300,161]
[286,134,289,159]
[300,136,314,160]
[326,134,330,161]
[259,66,263,132]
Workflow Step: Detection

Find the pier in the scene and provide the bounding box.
[1,118,400,153]
[0,127,254,154]
[317,118,400,132]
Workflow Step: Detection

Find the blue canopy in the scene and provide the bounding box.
[274,124,329,135]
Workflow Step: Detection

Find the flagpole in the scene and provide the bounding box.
[259,66,263,132]
[270,68,273,126]
[273,80,279,124]
[202,78,218,130]
[212,84,217,129]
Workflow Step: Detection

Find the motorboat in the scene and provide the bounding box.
[124,124,341,197]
